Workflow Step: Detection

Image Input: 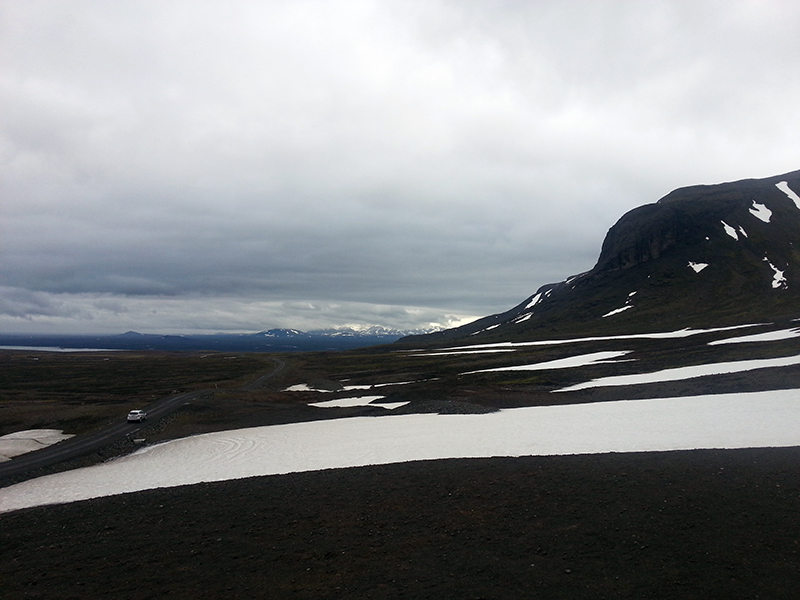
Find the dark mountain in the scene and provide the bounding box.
[405,169,800,344]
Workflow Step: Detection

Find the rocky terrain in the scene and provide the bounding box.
[3,445,799,599]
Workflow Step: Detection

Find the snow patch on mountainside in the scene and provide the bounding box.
[721,220,739,240]
[525,293,543,310]
[464,351,630,374]
[776,181,800,209]
[602,291,637,318]
[602,305,633,318]
[763,258,787,289]
[750,201,772,223]
[688,261,709,273]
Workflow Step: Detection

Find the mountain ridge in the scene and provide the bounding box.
[0,325,441,352]
[404,169,800,344]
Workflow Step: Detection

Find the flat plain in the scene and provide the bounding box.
[2,327,800,598]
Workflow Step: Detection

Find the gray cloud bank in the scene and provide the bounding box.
[2,0,799,333]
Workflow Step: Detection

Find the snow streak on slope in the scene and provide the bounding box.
[602,305,633,318]
[432,324,764,353]
[555,353,800,392]
[464,351,630,374]
[419,349,517,357]
[722,221,740,240]
[3,391,800,514]
[776,181,800,209]
[708,328,800,345]
[309,396,409,410]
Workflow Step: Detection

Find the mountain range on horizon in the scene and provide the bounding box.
[405,168,800,345]
[0,325,436,352]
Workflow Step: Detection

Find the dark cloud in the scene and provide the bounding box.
[1,0,799,333]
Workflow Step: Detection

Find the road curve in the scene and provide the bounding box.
[0,357,286,481]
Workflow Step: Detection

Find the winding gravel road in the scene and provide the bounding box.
[0,357,285,481]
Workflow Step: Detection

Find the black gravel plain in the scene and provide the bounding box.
[3,343,800,598]
[2,447,800,599]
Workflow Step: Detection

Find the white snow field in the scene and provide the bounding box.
[3,390,800,514]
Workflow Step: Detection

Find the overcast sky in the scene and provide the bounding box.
[2,0,799,334]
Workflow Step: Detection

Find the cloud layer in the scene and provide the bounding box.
[2,0,799,333]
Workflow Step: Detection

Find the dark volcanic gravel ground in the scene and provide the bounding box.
[3,447,800,599]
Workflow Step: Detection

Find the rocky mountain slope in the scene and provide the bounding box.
[408,169,800,344]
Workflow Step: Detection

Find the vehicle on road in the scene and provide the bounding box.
[127,410,147,423]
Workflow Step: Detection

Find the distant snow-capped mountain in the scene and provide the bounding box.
[252,329,308,338]
[252,325,442,339]
[309,325,441,337]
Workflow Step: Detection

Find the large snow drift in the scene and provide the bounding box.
[2,390,800,514]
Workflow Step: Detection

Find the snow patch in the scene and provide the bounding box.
[524,293,543,310]
[688,261,709,273]
[0,430,74,462]
[763,258,787,289]
[602,305,633,318]
[776,181,800,209]
[555,352,800,392]
[470,323,501,336]
[709,328,800,345]
[464,351,630,374]
[601,290,638,318]
[4,390,800,513]
[438,324,765,352]
[309,395,400,409]
[284,383,321,392]
[721,220,739,240]
[749,201,772,223]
